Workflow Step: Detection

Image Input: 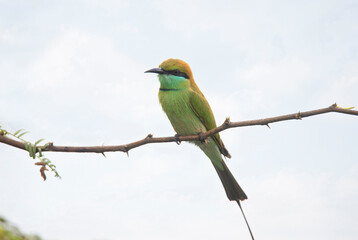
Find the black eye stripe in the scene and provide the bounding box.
[167,70,189,79]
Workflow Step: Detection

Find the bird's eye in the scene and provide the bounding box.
[169,69,189,79]
[169,69,181,76]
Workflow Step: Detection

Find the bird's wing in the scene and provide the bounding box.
[189,89,231,158]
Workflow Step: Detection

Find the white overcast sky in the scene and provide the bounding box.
[1,1,358,240]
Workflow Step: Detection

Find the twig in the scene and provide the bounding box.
[1,103,357,154]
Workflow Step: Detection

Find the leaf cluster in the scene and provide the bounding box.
[0,125,60,180]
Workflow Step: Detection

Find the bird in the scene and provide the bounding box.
[145,58,253,239]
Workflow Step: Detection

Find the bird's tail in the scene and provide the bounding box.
[212,159,248,201]
[214,160,254,240]
[199,139,253,239]
[198,138,247,201]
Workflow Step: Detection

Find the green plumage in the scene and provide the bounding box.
[147,58,247,201]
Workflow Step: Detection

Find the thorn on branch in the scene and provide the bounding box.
[145,134,153,139]
[330,103,338,108]
[124,146,129,157]
[100,144,106,158]
[266,124,271,129]
[224,117,231,126]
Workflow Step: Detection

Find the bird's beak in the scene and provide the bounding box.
[144,68,166,74]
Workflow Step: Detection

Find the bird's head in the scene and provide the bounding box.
[145,58,195,91]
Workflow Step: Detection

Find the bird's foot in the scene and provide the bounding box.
[197,132,206,143]
[174,134,181,145]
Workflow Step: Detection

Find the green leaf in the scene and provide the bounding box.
[38,148,43,157]
[28,149,32,158]
[14,129,24,136]
[17,131,29,138]
[28,145,34,158]
[43,142,51,150]
[27,143,36,158]
[34,138,45,146]
[32,145,37,159]
[24,142,31,152]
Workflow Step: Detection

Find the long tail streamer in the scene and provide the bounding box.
[237,201,254,240]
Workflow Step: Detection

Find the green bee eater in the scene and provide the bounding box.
[146,58,254,239]
[145,58,247,202]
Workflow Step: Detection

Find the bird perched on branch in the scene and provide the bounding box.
[145,58,253,239]
[145,58,247,201]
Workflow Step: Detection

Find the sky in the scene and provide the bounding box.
[0,0,358,239]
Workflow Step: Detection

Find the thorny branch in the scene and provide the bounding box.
[1,103,357,155]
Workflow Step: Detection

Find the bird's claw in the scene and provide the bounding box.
[174,134,181,145]
[197,132,206,143]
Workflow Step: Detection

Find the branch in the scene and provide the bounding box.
[1,103,357,155]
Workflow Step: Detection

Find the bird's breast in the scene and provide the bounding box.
[158,90,205,135]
